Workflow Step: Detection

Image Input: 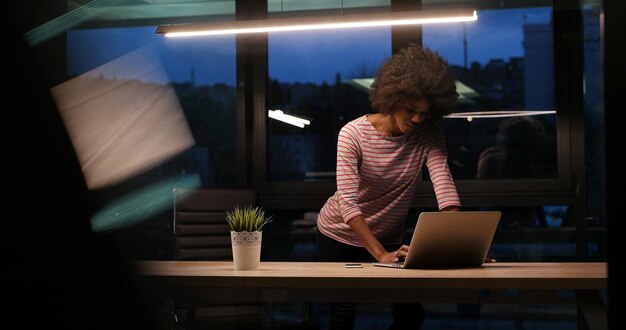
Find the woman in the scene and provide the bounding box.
[316,44,461,329]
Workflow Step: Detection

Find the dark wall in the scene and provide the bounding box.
[3,3,156,329]
[604,0,625,328]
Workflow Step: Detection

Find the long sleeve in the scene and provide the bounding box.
[426,125,461,210]
[335,124,363,223]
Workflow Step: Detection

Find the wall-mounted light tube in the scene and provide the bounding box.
[156,9,477,37]
[268,110,311,128]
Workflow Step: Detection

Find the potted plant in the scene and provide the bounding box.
[226,205,273,270]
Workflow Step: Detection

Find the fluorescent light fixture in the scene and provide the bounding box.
[268,110,311,128]
[156,9,477,37]
[445,110,556,122]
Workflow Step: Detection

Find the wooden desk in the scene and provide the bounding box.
[135,261,607,329]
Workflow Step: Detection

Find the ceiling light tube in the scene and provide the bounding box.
[156,9,477,37]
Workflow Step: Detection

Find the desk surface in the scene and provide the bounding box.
[135,261,606,290]
[136,261,608,329]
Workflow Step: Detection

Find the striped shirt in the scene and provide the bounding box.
[317,115,461,247]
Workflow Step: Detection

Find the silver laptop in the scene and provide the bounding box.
[372,211,501,269]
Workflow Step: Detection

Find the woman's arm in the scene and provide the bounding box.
[335,125,365,224]
[348,215,402,262]
[426,125,461,210]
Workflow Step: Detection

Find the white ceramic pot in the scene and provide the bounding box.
[230,231,262,270]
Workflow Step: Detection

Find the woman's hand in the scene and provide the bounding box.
[377,245,410,263]
[394,244,409,259]
[484,256,496,263]
[377,251,400,263]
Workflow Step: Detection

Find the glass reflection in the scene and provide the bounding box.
[67,27,237,187]
[476,116,555,179]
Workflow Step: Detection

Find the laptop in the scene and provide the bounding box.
[372,211,501,269]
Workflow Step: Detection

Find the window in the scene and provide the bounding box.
[423,6,558,180]
[61,0,601,265]
[267,27,391,181]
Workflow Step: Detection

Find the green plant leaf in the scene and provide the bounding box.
[225,205,273,232]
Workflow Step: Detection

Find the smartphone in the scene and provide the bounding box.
[345,263,363,268]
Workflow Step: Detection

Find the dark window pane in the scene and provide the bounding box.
[423,6,558,180]
[582,2,605,260]
[267,28,391,181]
[441,114,557,180]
